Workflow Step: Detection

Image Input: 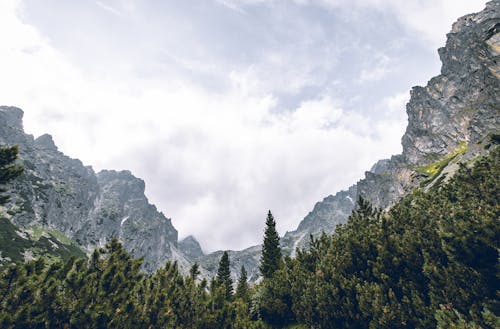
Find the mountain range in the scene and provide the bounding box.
[0,0,498,281]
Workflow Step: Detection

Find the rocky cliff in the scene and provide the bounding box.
[207,0,499,281]
[0,107,190,272]
[0,1,498,282]
[280,0,500,255]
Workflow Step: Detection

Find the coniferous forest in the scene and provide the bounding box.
[0,144,498,328]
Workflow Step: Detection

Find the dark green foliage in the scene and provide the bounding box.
[260,210,282,279]
[260,146,499,328]
[190,262,200,281]
[0,145,23,205]
[0,147,497,328]
[236,266,249,302]
[216,251,233,300]
[0,217,86,265]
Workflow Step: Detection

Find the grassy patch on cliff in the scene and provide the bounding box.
[0,217,86,267]
[416,142,467,178]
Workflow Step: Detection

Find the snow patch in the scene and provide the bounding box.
[48,239,59,249]
[23,250,35,262]
[291,232,308,258]
[346,195,354,204]
[120,216,130,226]
[15,230,30,240]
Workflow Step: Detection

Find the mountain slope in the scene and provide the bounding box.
[281,0,499,251]
[0,108,191,272]
[207,0,500,281]
[0,216,86,266]
[0,1,498,281]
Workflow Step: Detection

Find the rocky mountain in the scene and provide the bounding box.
[0,1,498,283]
[284,0,499,250]
[0,107,191,272]
[0,216,86,266]
[204,0,500,281]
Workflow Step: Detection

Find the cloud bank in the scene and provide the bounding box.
[0,0,487,251]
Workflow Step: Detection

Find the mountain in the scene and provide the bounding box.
[202,0,500,281]
[0,216,86,266]
[282,0,499,251]
[0,107,192,272]
[0,1,498,282]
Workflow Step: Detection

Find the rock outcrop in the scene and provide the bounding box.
[0,1,498,281]
[278,0,500,257]
[206,1,499,281]
[0,107,189,272]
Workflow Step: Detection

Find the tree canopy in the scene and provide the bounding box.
[0,145,23,205]
[259,210,282,279]
[0,147,498,328]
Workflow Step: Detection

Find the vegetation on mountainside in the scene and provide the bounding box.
[260,210,282,279]
[416,141,468,178]
[0,146,85,267]
[0,145,23,205]
[0,146,498,328]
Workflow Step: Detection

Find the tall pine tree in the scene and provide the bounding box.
[235,266,249,301]
[260,210,282,279]
[0,145,23,205]
[216,251,233,300]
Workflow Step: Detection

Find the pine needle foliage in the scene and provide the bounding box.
[0,145,23,205]
[0,147,497,328]
[260,210,282,279]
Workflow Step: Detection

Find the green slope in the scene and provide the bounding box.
[0,217,86,266]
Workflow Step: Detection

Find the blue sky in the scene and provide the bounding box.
[0,0,487,252]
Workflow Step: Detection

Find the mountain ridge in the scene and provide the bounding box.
[0,107,192,273]
[0,1,498,281]
[201,0,499,281]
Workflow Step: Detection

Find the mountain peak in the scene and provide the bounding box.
[0,106,25,136]
[179,235,204,260]
[35,134,58,151]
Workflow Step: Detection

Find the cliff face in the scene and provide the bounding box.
[0,107,188,272]
[278,0,500,258]
[0,1,498,281]
[206,1,499,281]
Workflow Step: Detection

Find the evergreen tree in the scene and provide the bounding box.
[235,266,249,301]
[190,263,200,281]
[259,210,282,279]
[216,251,233,300]
[0,145,23,205]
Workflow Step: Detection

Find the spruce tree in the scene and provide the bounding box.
[235,266,249,301]
[259,210,282,279]
[216,251,233,299]
[189,263,200,281]
[0,145,23,205]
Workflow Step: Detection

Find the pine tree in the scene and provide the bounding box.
[216,251,233,300]
[259,210,282,279]
[235,266,249,301]
[0,145,23,205]
[189,263,200,281]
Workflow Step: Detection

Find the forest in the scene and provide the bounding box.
[0,145,498,328]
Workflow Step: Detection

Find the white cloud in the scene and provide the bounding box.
[95,1,124,17]
[313,0,487,48]
[1,0,468,252]
[359,54,392,82]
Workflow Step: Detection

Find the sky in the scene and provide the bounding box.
[0,0,488,252]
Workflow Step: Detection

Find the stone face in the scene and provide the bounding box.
[179,235,205,260]
[204,1,500,281]
[198,245,262,282]
[0,107,187,272]
[280,0,499,254]
[0,2,498,280]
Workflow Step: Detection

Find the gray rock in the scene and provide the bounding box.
[179,235,205,260]
[0,107,189,273]
[0,1,498,281]
[200,1,500,281]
